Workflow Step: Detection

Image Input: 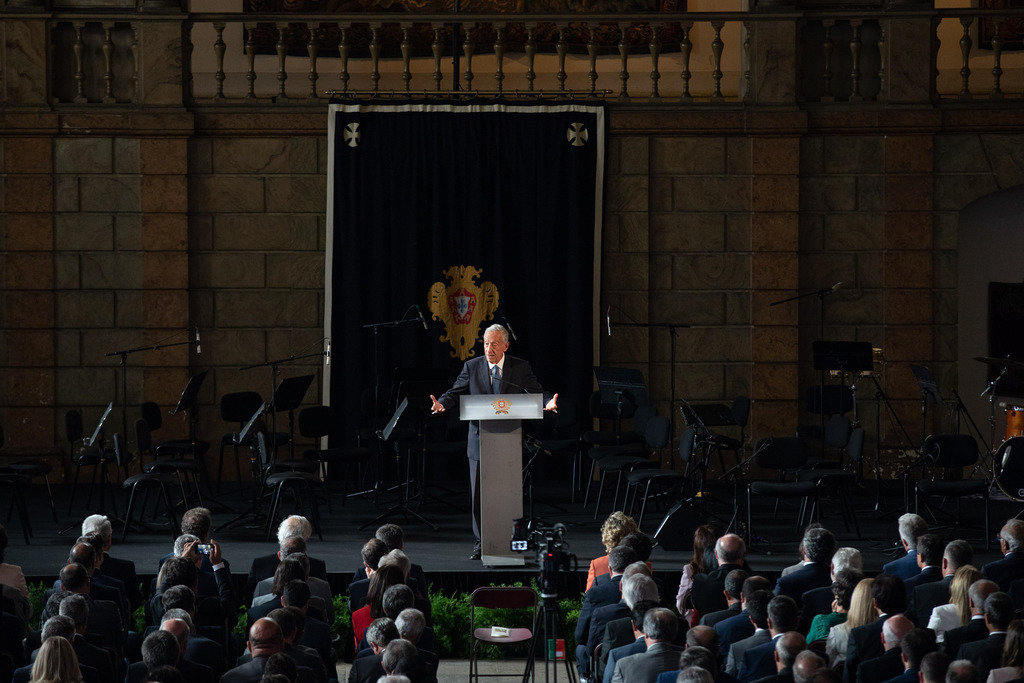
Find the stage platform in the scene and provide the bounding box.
[4,472,1015,596]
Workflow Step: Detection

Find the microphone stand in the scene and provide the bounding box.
[721,437,774,546]
[240,350,327,458]
[363,311,429,430]
[610,319,690,466]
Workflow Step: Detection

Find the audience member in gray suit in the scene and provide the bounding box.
[726,590,774,677]
[611,608,684,683]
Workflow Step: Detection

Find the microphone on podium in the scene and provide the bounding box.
[607,306,612,336]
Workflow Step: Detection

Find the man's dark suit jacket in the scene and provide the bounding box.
[702,602,742,628]
[222,655,315,683]
[727,630,771,677]
[907,574,952,626]
[739,635,781,683]
[299,613,335,669]
[347,652,385,683]
[71,633,115,682]
[575,575,623,645]
[102,552,143,610]
[843,613,889,683]
[880,666,919,683]
[596,616,639,683]
[775,562,831,607]
[126,658,214,683]
[799,585,835,635]
[692,562,746,616]
[856,647,903,683]
[902,565,942,593]
[185,632,226,680]
[436,355,550,460]
[982,552,1024,592]
[149,564,236,627]
[91,568,130,624]
[244,552,329,605]
[957,632,1007,682]
[883,552,919,582]
[942,616,989,658]
[716,609,754,653]
[586,601,631,675]
[751,665,793,683]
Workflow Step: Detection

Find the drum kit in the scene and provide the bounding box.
[974,355,1024,503]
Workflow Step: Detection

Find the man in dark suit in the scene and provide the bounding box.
[702,570,747,628]
[430,323,557,560]
[879,627,936,683]
[942,580,998,658]
[603,601,657,683]
[284,582,334,671]
[738,595,799,683]
[127,628,214,683]
[396,607,439,672]
[844,574,907,683]
[902,534,944,594]
[223,618,315,683]
[775,528,836,608]
[798,547,863,635]
[611,608,684,683]
[883,514,928,582]
[955,592,1013,683]
[598,592,661,683]
[160,608,226,680]
[575,545,637,678]
[750,630,804,683]
[692,534,750,616]
[58,594,117,683]
[54,563,125,651]
[348,524,429,599]
[718,576,773,654]
[907,539,972,627]
[982,519,1024,592]
[347,617,400,683]
[244,516,329,606]
[349,538,388,611]
[589,571,665,677]
[855,615,915,683]
[726,589,774,677]
[81,514,144,612]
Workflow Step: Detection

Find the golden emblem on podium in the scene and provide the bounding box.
[427,265,500,360]
[491,398,511,415]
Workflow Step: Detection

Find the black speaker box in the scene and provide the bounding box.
[653,502,705,551]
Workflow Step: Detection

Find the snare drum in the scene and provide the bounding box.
[1006,406,1024,441]
[996,436,1024,502]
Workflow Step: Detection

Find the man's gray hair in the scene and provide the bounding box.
[366,617,400,649]
[793,651,826,683]
[898,513,928,546]
[621,560,652,580]
[484,324,510,343]
[832,547,863,573]
[643,607,678,642]
[162,608,195,632]
[81,515,112,545]
[946,660,978,683]
[968,579,998,611]
[377,677,412,683]
[1000,519,1024,552]
[678,667,715,683]
[41,615,76,641]
[803,528,837,564]
[622,574,659,609]
[173,533,200,556]
[395,608,425,641]
[277,515,312,545]
[379,549,411,580]
[59,593,89,629]
[776,632,806,668]
[381,638,417,674]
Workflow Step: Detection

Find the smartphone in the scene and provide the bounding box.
[197,544,212,555]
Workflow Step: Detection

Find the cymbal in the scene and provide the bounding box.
[973,356,1024,371]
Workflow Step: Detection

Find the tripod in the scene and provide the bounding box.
[527,564,578,683]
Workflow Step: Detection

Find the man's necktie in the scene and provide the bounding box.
[491,365,501,394]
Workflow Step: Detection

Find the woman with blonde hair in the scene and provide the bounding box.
[827,576,875,667]
[988,619,1024,683]
[585,511,639,590]
[928,564,982,642]
[29,636,83,683]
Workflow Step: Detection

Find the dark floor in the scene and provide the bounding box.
[4,464,1019,596]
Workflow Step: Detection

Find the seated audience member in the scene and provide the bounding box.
[903,535,945,595]
[382,638,435,683]
[946,660,979,683]
[807,568,863,644]
[604,600,659,683]
[161,607,225,680]
[854,616,915,683]
[395,607,438,670]
[59,593,117,682]
[982,521,1024,592]
[81,514,143,612]
[56,562,124,650]
[830,579,871,666]
[780,524,825,578]
[246,516,329,605]
[792,651,825,683]
[368,524,428,598]
[717,576,774,654]
[64,537,129,626]
[588,511,641,591]
[911,541,974,629]
[352,566,406,650]
[883,514,929,582]
[160,617,216,683]
[156,536,237,623]
[282,580,333,669]
[921,652,952,683]
[349,539,388,611]
[799,548,863,634]
[701,570,748,629]
[655,643,724,683]
[348,618,400,683]
[984,619,1023,683]
[596,572,662,683]
[943,581,999,658]
[575,545,639,677]
[726,590,774,677]
[266,607,328,683]
[738,596,799,683]
[752,631,804,683]
[931,567,984,643]
[126,630,184,683]
[880,628,937,683]
[955,593,1014,683]
[589,566,661,678]
[263,651,298,681]
[843,574,907,683]
[26,636,86,683]
[148,664,187,683]
[254,552,332,624]
[222,618,313,683]
[13,616,101,683]
[775,528,837,608]
[678,526,721,625]
[679,667,716,683]
[692,534,749,617]
[610,608,683,683]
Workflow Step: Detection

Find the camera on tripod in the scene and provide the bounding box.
[511,518,577,597]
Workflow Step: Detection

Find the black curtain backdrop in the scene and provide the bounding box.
[326,101,606,438]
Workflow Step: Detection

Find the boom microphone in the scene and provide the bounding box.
[503,317,518,341]
[417,306,428,330]
[607,306,612,336]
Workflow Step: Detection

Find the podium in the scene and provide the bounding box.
[460,393,543,566]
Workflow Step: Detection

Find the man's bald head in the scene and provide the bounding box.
[882,615,914,649]
[248,618,284,658]
[160,617,190,654]
[716,534,745,565]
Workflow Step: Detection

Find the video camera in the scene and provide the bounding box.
[511,518,578,598]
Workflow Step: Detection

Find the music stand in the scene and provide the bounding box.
[593,367,648,438]
[215,403,269,532]
[85,402,115,448]
[269,374,315,458]
[911,364,943,448]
